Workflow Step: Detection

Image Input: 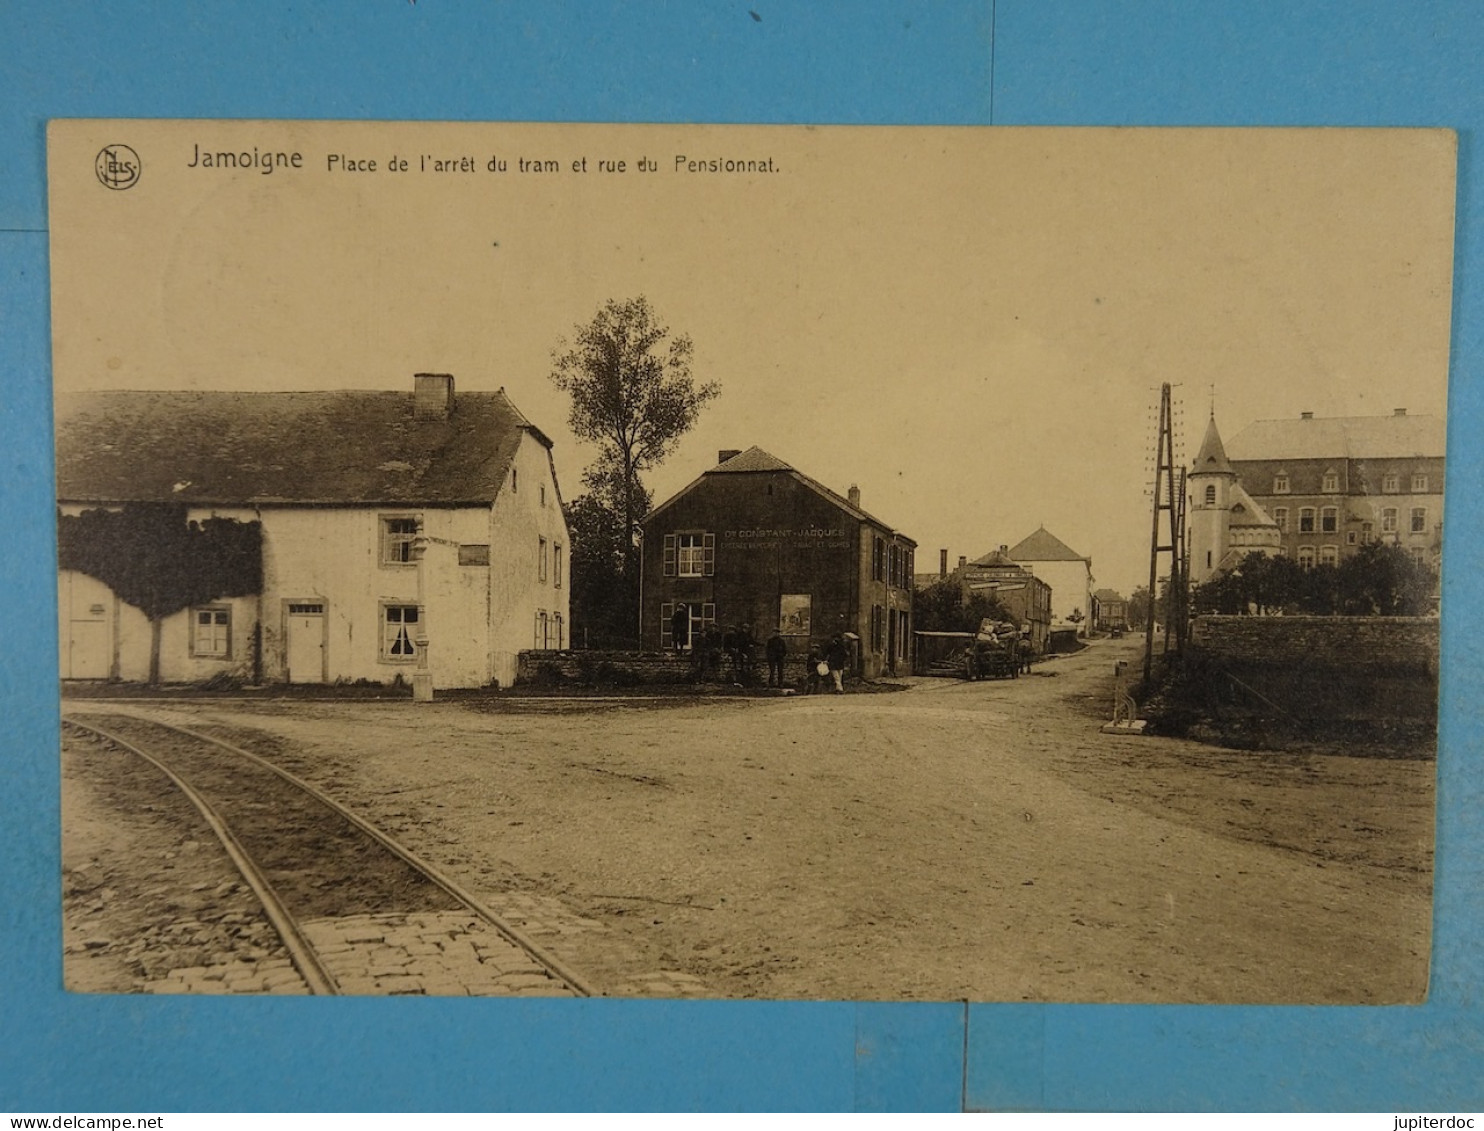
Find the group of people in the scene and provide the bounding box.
[669,603,850,692]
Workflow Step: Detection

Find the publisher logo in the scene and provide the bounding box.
[95,144,141,190]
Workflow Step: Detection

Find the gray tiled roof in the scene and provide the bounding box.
[55,388,546,506]
[1225,413,1445,461]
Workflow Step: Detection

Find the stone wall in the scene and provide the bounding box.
[516,650,818,687]
[1191,615,1438,674]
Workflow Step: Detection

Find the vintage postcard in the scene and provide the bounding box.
[49,121,1453,1003]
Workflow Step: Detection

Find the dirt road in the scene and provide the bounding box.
[64,637,1433,1003]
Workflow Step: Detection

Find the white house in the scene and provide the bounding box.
[1005,526,1094,633]
[56,374,569,689]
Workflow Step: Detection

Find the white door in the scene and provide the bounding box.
[60,572,112,680]
[284,602,326,683]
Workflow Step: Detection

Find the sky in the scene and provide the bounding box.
[49,122,1456,596]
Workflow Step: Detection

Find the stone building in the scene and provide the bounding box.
[1188,409,1445,584]
[56,374,569,688]
[915,546,1053,655]
[640,447,917,678]
[1004,527,1094,635]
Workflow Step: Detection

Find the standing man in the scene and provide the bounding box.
[670,602,690,654]
[825,634,849,694]
[765,629,788,688]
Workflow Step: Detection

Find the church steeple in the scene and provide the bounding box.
[1192,414,1235,476]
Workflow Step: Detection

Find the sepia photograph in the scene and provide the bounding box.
[48,119,1454,1004]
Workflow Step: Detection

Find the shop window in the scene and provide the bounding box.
[382,604,420,660]
[381,516,420,565]
[192,606,230,658]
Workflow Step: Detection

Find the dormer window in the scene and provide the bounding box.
[1274,473,1290,494]
[1382,472,1399,493]
[1412,473,1428,492]
[1322,470,1339,492]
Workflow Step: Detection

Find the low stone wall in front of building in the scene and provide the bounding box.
[516,650,820,688]
[1190,615,1438,675]
[1147,615,1440,754]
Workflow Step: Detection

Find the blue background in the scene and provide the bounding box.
[2,1,1480,1112]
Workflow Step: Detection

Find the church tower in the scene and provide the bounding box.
[1188,414,1237,584]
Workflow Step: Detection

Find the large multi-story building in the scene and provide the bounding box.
[641,447,917,678]
[1188,408,1445,584]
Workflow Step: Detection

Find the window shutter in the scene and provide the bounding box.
[660,602,674,647]
[703,532,716,576]
[663,534,677,577]
[702,603,715,625]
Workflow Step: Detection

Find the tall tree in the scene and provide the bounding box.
[550,296,720,568]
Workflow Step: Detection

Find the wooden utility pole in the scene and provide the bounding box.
[1144,383,1185,682]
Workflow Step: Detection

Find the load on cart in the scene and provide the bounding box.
[914,619,1030,680]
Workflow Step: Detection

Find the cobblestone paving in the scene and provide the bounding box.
[143,899,711,997]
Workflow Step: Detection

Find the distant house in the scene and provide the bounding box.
[1189,409,1445,583]
[1092,589,1128,632]
[641,447,917,678]
[55,374,569,688]
[1006,527,1094,635]
[914,546,1053,655]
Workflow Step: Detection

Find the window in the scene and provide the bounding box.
[1361,521,1374,544]
[871,605,884,652]
[1382,473,1399,493]
[1411,507,1427,534]
[1382,507,1398,533]
[1321,506,1338,533]
[381,516,419,565]
[552,612,564,649]
[540,484,547,506]
[1274,474,1290,494]
[511,467,518,493]
[534,610,549,649]
[1410,546,1427,567]
[1412,473,1428,492]
[1320,545,1338,567]
[1299,507,1315,533]
[1297,546,1316,570]
[553,544,563,588]
[663,532,715,577]
[659,602,716,649]
[1322,470,1339,492]
[1346,531,1358,545]
[1273,507,1288,532]
[872,537,885,582]
[1203,484,1216,505]
[458,544,490,566]
[192,606,230,658]
[539,536,548,582]
[382,605,420,660]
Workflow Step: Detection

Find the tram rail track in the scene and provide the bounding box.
[63,711,595,998]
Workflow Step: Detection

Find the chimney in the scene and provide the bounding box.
[1300,411,1313,420]
[999,544,1009,553]
[414,373,455,420]
[718,449,742,465]
[1394,407,1407,416]
[958,555,967,570]
[848,484,861,508]
[939,548,948,577]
